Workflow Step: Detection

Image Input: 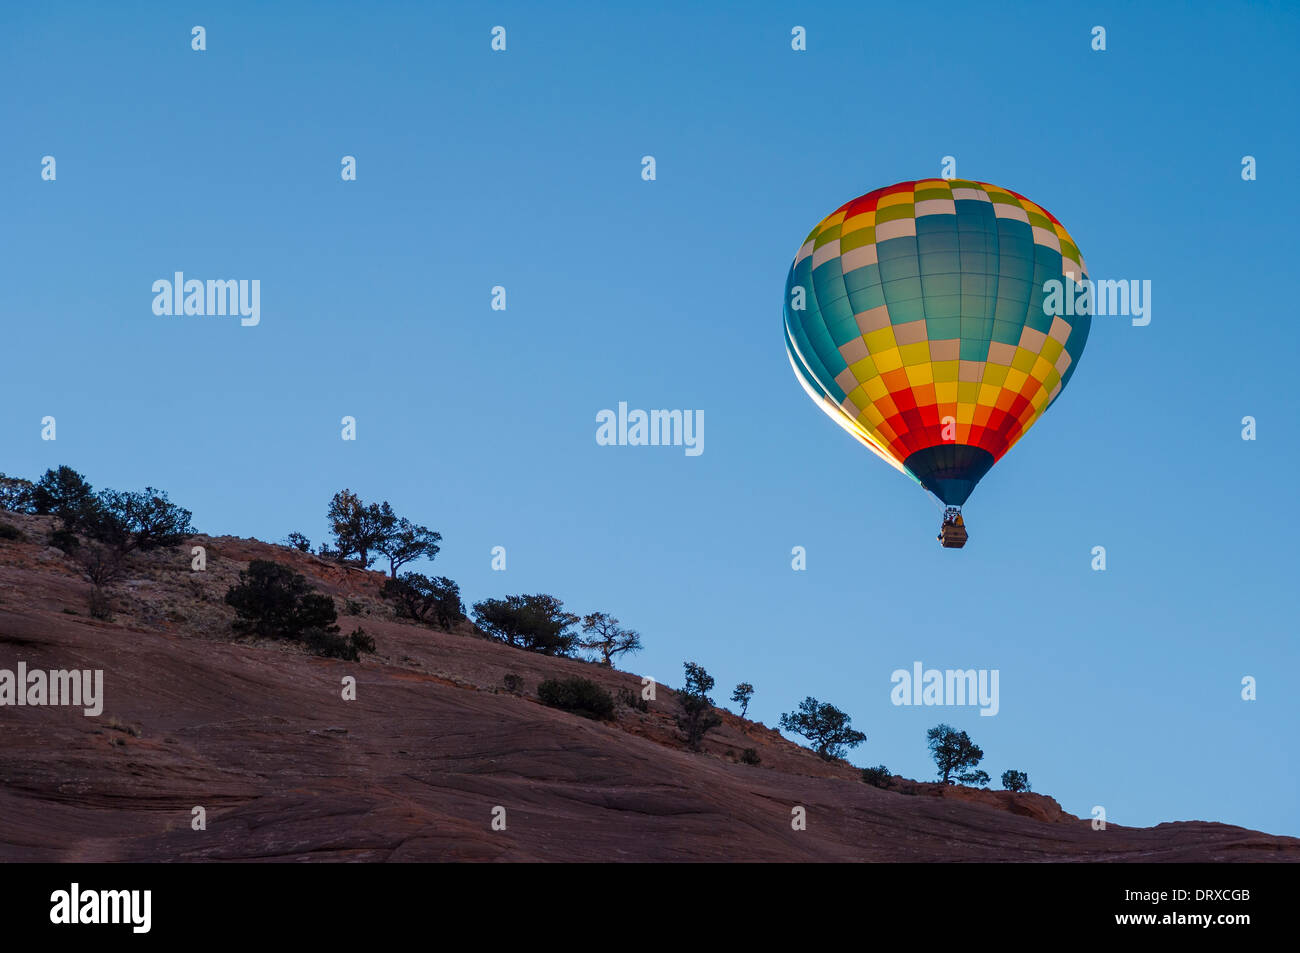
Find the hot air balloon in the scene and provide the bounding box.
[783,179,1089,548]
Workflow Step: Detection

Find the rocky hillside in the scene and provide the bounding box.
[0,513,1295,861]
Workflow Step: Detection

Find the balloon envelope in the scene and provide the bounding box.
[784,179,1090,505]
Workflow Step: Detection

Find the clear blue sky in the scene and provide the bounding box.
[2,1,1297,837]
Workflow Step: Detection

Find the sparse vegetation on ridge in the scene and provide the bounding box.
[1,466,1041,789]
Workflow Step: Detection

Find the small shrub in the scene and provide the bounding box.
[348,628,376,655]
[383,573,465,630]
[79,543,125,588]
[861,765,893,788]
[739,748,761,766]
[0,522,23,541]
[537,677,615,720]
[303,629,351,659]
[617,686,649,712]
[106,718,142,738]
[345,599,366,615]
[348,624,374,655]
[50,528,80,554]
[502,673,524,694]
[285,532,312,553]
[303,627,375,661]
[225,560,337,640]
[88,587,113,621]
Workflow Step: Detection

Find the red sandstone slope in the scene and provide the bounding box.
[0,513,1295,862]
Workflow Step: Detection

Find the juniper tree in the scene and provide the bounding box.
[225,560,338,640]
[1001,769,1031,793]
[383,573,464,630]
[576,612,643,667]
[472,594,579,656]
[30,466,97,528]
[927,724,987,785]
[731,682,755,718]
[327,491,441,576]
[676,662,723,751]
[0,473,35,513]
[778,697,866,760]
[376,514,441,578]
